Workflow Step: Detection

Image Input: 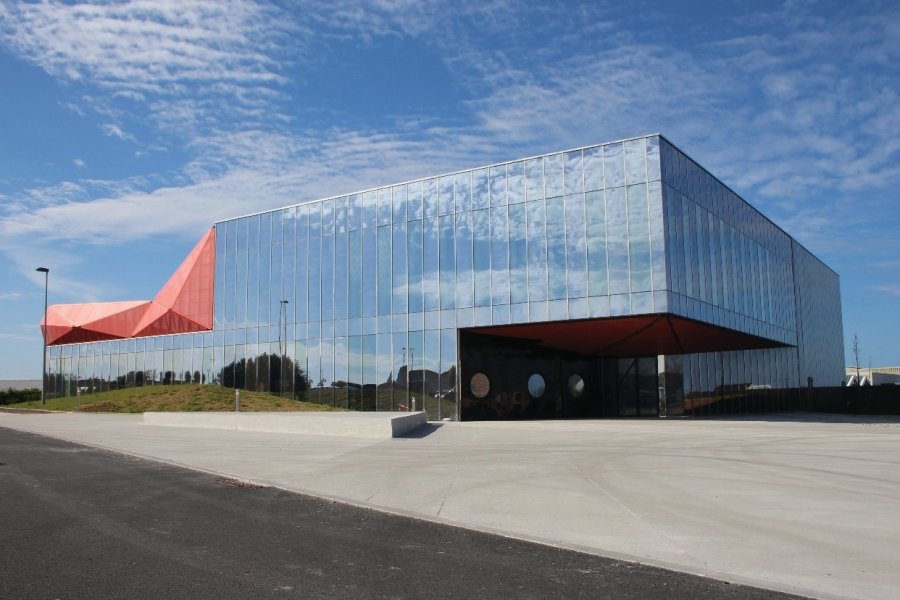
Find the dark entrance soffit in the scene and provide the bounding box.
[462,314,790,357]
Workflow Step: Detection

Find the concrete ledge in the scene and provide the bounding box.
[142,411,427,439]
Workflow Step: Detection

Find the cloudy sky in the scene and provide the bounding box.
[1,0,898,378]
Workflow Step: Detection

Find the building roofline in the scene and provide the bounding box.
[214,133,661,225]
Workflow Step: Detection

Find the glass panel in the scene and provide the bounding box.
[362,220,377,317]
[377,225,391,316]
[377,188,391,225]
[348,193,361,231]
[246,215,260,326]
[604,142,625,189]
[235,218,248,328]
[257,212,271,327]
[455,172,471,214]
[224,220,237,329]
[584,146,603,191]
[473,209,491,307]
[392,185,407,223]
[423,329,441,419]
[564,150,583,196]
[544,153,563,198]
[490,206,510,306]
[439,215,456,309]
[407,181,423,221]
[438,176,454,216]
[624,137,647,184]
[546,197,567,300]
[508,203,528,304]
[347,335,361,409]
[648,181,666,293]
[319,338,334,406]
[490,164,507,206]
[407,330,424,412]
[334,231,348,321]
[627,184,651,293]
[392,331,408,410]
[646,135,661,181]
[525,157,543,201]
[423,178,438,218]
[586,191,608,296]
[320,233,334,321]
[407,220,424,313]
[308,202,321,238]
[440,328,457,421]
[334,196,347,234]
[423,217,440,311]
[294,208,308,323]
[376,333,392,410]
[507,161,525,204]
[606,186,629,295]
[333,336,348,408]
[322,199,335,235]
[307,234,321,322]
[526,199,548,302]
[362,190,377,229]
[283,209,296,324]
[214,224,227,329]
[348,229,361,319]
[472,168,489,210]
[565,194,587,299]
[455,212,474,309]
[362,334,377,411]
[392,221,407,315]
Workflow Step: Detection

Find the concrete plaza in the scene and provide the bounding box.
[1,411,897,600]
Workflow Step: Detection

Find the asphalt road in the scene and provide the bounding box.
[0,427,804,599]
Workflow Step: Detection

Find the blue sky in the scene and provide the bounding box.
[1,0,898,379]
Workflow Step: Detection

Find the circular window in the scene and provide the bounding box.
[470,373,490,398]
[527,373,546,398]
[568,374,585,398]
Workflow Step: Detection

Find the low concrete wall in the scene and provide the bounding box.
[142,411,427,439]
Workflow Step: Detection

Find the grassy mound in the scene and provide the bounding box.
[9,385,346,414]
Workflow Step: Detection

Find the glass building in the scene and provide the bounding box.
[43,134,844,420]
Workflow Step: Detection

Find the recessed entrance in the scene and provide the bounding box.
[458,313,788,421]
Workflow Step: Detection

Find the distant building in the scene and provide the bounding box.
[40,134,844,419]
[845,367,900,386]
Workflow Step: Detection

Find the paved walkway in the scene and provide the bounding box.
[2,412,898,600]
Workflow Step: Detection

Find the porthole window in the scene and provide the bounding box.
[527,373,546,398]
[470,373,490,398]
[568,374,585,398]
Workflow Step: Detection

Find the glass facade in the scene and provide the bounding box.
[45,134,844,421]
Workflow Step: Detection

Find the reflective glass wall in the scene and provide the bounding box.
[657,139,843,416]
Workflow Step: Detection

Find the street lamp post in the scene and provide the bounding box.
[36,267,49,405]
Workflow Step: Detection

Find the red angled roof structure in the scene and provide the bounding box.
[41,228,216,345]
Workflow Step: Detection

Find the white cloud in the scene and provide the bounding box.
[0,0,296,139]
[1,0,900,301]
[100,123,135,142]
[873,285,900,298]
[73,158,85,168]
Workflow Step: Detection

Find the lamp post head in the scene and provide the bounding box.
[36,267,49,273]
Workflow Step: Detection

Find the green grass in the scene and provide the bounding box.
[9,384,347,413]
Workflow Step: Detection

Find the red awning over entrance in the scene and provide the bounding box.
[465,314,788,356]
